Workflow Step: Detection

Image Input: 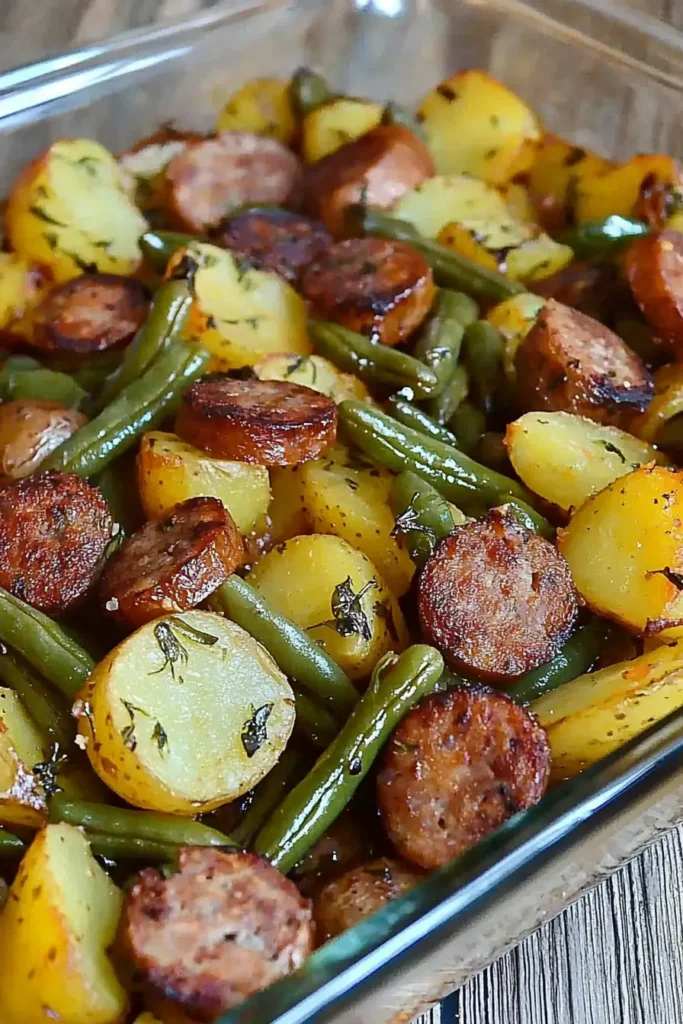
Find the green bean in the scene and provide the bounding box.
[86,833,183,862]
[44,340,210,478]
[254,645,444,872]
[139,230,198,272]
[501,499,555,540]
[559,215,648,258]
[0,829,25,856]
[449,399,486,454]
[49,795,234,847]
[95,456,144,537]
[87,277,194,415]
[390,470,455,567]
[472,431,510,474]
[508,619,616,704]
[353,207,524,301]
[462,320,505,415]
[381,101,427,142]
[233,748,307,848]
[290,67,332,118]
[0,650,75,748]
[309,319,439,399]
[385,395,461,448]
[212,577,358,719]
[0,357,86,408]
[292,688,340,751]
[69,351,122,393]
[426,363,469,424]
[412,290,475,397]
[0,588,94,700]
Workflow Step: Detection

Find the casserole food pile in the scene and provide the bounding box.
[0,65,681,1023]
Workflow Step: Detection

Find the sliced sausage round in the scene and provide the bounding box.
[165,132,302,234]
[302,124,435,236]
[377,686,551,869]
[514,298,653,427]
[418,507,578,682]
[100,496,243,628]
[626,230,683,357]
[0,470,112,614]
[212,208,332,285]
[176,377,337,466]
[532,262,621,324]
[31,274,149,354]
[0,400,86,485]
[121,846,313,1021]
[313,858,423,943]
[301,237,435,346]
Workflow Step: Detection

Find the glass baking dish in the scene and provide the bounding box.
[2,0,683,1020]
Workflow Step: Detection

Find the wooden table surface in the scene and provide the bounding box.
[3,2,683,1023]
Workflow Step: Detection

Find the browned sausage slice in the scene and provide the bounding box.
[418,507,578,682]
[121,846,313,1021]
[31,274,149,354]
[301,237,435,346]
[100,496,243,628]
[377,686,551,869]
[212,208,332,285]
[532,261,621,323]
[0,470,112,614]
[165,132,302,233]
[302,124,435,236]
[0,400,86,484]
[176,377,337,466]
[626,230,683,357]
[514,298,653,427]
[313,858,423,943]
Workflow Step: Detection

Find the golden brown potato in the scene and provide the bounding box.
[527,133,612,230]
[254,353,370,404]
[216,78,297,145]
[302,96,383,163]
[0,253,48,340]
[574,153,683,226]
[0,399,86,484]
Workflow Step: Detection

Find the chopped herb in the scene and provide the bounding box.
[29,205,66,227]
[206,315,217,329]
[234,257,252,283]
[374,598,399,642]
[33,744,68,797]
[74,155,101,177]
[43,231,59,251]
[345,477,359,492]
[150,621,189,683]
[172,618,219,646]
[437,84,458,102]
[92,238,113,251]
[599,440,627,464]
[241,703,273,758]
[120,700,149,752]
[64,251,99,274]
[152,721,170,756]
[391,494,436,542]
[313,576,378,641]
[649,566,683,590]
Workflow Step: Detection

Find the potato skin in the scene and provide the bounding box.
[176,377,337,466]
[0,399,86,485]
[301,238,436,346]
[515,299,653,427]
[626,231,683,357]
[313,858,423,943]
[302,124,434,235]
[0,470,112,614]
[100,496,243,628]
[418,508,578,682]
[377,686,551,869]
[122,847,313,1021]
[213,209,332,285]
[31,273,149,354]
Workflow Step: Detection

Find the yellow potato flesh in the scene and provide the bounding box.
[302,97,383,163]
[505,411,666,513]
[395,174,512,239]
[487,292,546,380]
[247,534,407,682]
[527,133,612,228]
[0,688,46,828]
[0,823,126,1024]
[558,465,683,635]
[268,465,311,543]
[137,430,271,534]
[216,77,297,145]
[79,611,295,813]
[532,641,683,781]
[254,353,370,403]
[574,153,683,223]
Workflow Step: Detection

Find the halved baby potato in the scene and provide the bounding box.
[247,534,408,681]
[0,688,47,829]
[77,610,295,813]
[505,411,667,513]
[5,139,148,283]
[302,96,383,163]
[558,465,683,636]
[137,430,271,534]
[216,77,297,145]
[254,353,371,404]
[0,823,127,1024]
[170,241,310,370]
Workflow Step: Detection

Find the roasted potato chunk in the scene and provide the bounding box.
[254,353,370,403]
[216,78,297,145]
[302,96,383,163]
[574,153,683,226]
[527,133,612,230]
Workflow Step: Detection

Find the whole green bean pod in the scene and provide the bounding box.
[292,688,339,751]
[353,207,524,301]
[412,290,475,397]
[48,795,234,847]
[290,67,332,118]
[0,650,75,748]
[0,588,94,699]
[212,577,358,719]
[232,747,308,848]
[0,357,86,408]
[44,340,210,479]
[254,645,444,872]
[426,363,469,424]
[385,394,461,448]
[139,230,199,272]
[508,619,616,704]
[462,320,505,415]
[390,470,455,567]
[309,319,439,399]
[0,829,25,856]
[86,833,183,862]
[87,277,194,415]
[449,399,486,454]
[560,215,648,258]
